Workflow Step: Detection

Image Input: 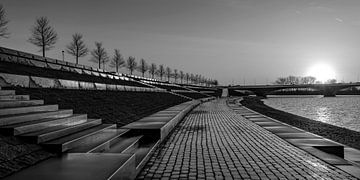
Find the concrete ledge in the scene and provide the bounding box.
[231,98,360,179]
[4,153,136,180]
[0,72,162,92]
[123,100,201,142]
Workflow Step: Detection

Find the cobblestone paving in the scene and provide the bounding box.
[137,99,357,180]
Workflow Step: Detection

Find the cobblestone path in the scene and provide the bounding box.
[137,99,357,180]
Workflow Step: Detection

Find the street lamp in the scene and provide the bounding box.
[62,50,64,61]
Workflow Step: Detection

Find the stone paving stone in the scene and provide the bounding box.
[137,99,358,180]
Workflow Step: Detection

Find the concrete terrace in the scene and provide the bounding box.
[138,99,358,180]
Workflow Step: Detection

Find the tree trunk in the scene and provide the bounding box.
[42,45,45,57]
[76,56,78,64]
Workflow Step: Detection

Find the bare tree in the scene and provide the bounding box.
[173,69,178,83]
[166,67,172,82]
[180,71,184,84]
[326,79,337,84]
[158,65,165,80]
[149,63,157,79]
[126,56,137,75]
[66,33,88,64]
[90,42,109,69]
[28,17,58,57]
[275,75,317,85]
[185,73,190,84]
[190,74,195,84]
[0,4,10,38]
[109,49,125,73]
[138,59,148,77]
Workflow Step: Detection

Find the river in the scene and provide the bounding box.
[263,95,360,132]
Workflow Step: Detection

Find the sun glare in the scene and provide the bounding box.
[306,63,336,83]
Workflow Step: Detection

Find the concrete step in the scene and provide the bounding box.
[21,119,102,143]
[132,140,159,171]
[4,153,137,180]
[0,109,73,126]
[0,95,30,101]
[95,135,143,154]
[0,99,44,108]
[0,90,15,96]
[0,114,87,135]
[0,104,58,116]
[43,124,118,152]
[68,128,130,153]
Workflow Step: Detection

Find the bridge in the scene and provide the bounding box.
[227,83,360,98]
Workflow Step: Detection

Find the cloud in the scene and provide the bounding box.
[335,18,343,23]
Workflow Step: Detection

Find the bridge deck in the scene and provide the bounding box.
[137,99,357,179]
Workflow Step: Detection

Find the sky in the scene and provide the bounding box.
[1,0,360,85]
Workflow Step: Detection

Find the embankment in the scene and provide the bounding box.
[240,96,360,150]
[0,87,188,178]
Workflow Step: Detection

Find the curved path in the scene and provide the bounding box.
[137,99,357,179]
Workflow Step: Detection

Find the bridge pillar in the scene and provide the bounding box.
[322,87,338,97]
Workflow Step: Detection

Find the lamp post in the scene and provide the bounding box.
[62,50,64,61]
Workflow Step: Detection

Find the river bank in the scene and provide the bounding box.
[240,96,360,150]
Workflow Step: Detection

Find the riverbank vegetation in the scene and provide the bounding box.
[240,96,360,150]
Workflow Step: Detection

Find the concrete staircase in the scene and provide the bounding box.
[0,87,161,179]
[0,87,202,179]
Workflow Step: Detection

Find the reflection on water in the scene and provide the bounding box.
[316,107,330,123]
[263,95,360,132]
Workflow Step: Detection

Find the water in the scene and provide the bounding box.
[263,95,360,132]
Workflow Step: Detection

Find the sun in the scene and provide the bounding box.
[306,63,336,83]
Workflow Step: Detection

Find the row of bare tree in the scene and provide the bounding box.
[274,76,337,85]
[0,5,218,86]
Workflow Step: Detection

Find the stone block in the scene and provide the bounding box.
[264,126,304,133]
[1,54,17,63]
[66,61,77,67]
[94,83,106,90]
[82,70,92,75]
[336,165,360,179]
[344,147,360,162]
[116,85,125,91]
[1,47,19,56]
[254,121,282,127]
[46,63,62,70]
[17,51,33,59]
[45,57,57,63]
[60,66,71,72]
[83,65,92,70]
[56,60,67,66]
[99,73,108,78]
[79,81,95,90]
[91,72,100,77]
[75,64,84,69]
[73,68,83,74]
[29,59,47,68]
[31,77,56,88]
[276,132,321,139]
[58,79,80,89]
[0,73,29,87]
[286,138,344,157]
[106,84,117,91]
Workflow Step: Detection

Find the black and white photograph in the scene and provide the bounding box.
[0,0,360,179]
